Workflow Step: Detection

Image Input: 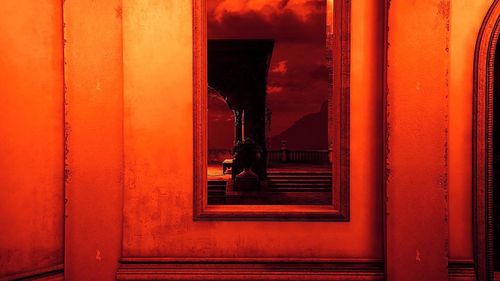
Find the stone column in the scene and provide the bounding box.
[233,109,243,144]
[386,0,449,280]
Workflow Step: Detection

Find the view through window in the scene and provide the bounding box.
[206,0,333,205]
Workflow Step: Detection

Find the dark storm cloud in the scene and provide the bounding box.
[304,0,326,10]
[308,62,329,80]
[208,9,326,44]
[278,0,291,9]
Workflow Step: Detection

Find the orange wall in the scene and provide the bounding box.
[121,0,384,259]
[448,0,491,260]
[0,0,64,278]
[386,0,449,280]
[0,0,492,279]
[64,0,124,279]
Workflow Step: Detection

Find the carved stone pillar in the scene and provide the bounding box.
[233,109,243,144]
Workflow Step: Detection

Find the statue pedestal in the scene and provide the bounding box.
[224,171,267,204]
[233,168,259,192]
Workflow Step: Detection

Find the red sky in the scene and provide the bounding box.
[208,0,328,149]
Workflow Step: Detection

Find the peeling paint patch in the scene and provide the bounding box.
[115,6,123,19]
[437,0,450,20]
[96,250,102,261]
[416,250,421,262]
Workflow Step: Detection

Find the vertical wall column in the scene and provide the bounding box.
[385,0,450,280]
[64,0,124,279]
[0,1,64,278]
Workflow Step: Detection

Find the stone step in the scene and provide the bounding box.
[267,188,331,192]
[267,172,332,175]
[268,180,332,183]
[207,185,226,190]
[208,181,227,186]
[208,181,227,204]
[267,177,332,182]
[267,185,332,190]
[208,188,226,204]
[267,171,332,175]
[268,178,332,183]
[208,190,226,195]
[267,178,331,191]
[207,179,333,203]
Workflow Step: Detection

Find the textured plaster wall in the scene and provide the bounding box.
[64,0,124,279]
[0,0,64,277]
[121,0,384,259]
[0,0,491,279]
[386,0,450,280]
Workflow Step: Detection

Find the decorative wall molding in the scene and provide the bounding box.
[115,258,477,280]
[474,0,500,280]
[448,260,476,281]
[117,258,384,280]
[2,264,63,281]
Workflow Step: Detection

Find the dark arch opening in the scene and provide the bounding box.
[207,90,234,162]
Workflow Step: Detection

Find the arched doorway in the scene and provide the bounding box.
[474,0,500,279]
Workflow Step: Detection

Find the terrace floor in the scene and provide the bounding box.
[207,162,331,181]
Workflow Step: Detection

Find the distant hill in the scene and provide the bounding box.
[269,102,328,150]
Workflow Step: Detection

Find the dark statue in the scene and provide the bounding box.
[232,138,262,191]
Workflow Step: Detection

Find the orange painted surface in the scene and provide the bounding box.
[0,0,493,279]
[0,0,64,278]
[386,0,450,280]
[122,0,383,259]
[63,0,124,280]
[448,0,491,260]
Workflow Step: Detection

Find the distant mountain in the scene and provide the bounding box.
[269,102,329,150]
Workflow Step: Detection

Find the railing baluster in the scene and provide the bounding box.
[265,149,330,163]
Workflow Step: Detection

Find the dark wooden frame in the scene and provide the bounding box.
[193,0,351,221]
[474,0,500,279]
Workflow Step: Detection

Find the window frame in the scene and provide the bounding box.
[193,0,350,221]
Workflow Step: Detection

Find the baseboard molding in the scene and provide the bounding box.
[448,259,476,281]
[117,258,384,280]
[117,257,477,280]
[0,257,478,280]
[2,264,63,281]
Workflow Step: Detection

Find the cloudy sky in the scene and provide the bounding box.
[208,0,329,149]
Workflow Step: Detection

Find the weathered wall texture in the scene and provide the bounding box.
[64,0,124,279]
[0,0,64,278]
[0,0,494,279]
[386,0,450,280]
[448,0,491,260]
[122,0,384,259]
